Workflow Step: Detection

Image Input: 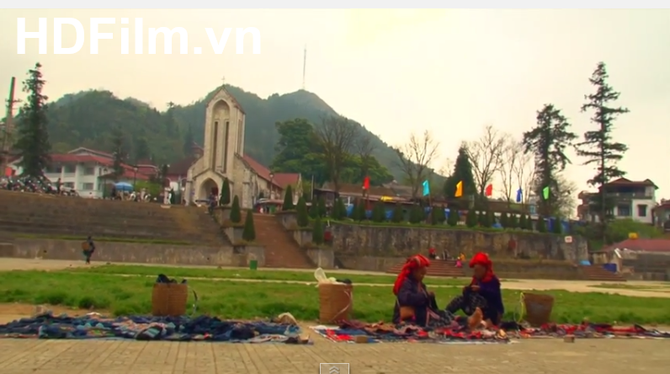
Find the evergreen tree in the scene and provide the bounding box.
[317,197,327,217]
[576,62,630,231]
[536,216,547,232]
[477,211,486,227]
[242,209,256,242]
[437,205,447,223]
[508,213,518,229]
[230,196,242,223]
[519,214,527,230]
[429,206,440,225]
[219,178,231,206]
[552,218,563,234]
[110,126,126,182]
[465,209,478,228]
[443,144,477,200]
[391,203,404,223]
[350,201,361,221]
[499,212,509,228]
[356,201,367,221]
[296,196,309,227]
[447,208,459,227]
[372,202,386,223]
[331,198,344,220]
[523,104,577,217]
[484,211,494,228]
[309,203,318,219]
[525,215,534,230]
[312,216,324,245]
[182,124,194,157]
[282,185,294,210]
[409,205,424,224]
[15,62,51,178]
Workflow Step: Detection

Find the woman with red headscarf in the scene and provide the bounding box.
[444,252,504,326]
[392,254,442,326]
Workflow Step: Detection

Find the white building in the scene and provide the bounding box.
[577,178,658,225]
[8,147,153,198]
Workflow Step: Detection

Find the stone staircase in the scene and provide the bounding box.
[386,259,466,277]
[0,190,227,246]
[253,214,313,269]
[580,265,627,282]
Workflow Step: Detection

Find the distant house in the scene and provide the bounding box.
[241,155,301,202]
[8,147,152,198]
[577,178,658,224]
[652,199,670,231]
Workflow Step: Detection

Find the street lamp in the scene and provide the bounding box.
[269,172,274,199]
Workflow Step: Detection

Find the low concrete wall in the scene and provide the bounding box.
[337,255,582,280]
[306,249,335,269]
[0,239,248,267]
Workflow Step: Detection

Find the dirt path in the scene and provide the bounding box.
[2,258,670,298]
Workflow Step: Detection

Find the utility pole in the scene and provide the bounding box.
[1,77,18,175]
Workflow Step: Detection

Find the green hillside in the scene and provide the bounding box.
[43,86,407,179]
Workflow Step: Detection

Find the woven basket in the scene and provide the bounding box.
[151,283,188,317]
[318,283,353,323]
[523,293,555,327]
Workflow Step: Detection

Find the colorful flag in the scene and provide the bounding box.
[485,184,493,197]
[363,176,370,190]
[542,186,550,200]
[455,181,463,197]
[516,188,523,203]
[422,180,430,196]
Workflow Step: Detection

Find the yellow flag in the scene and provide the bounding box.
[455,181,463,197]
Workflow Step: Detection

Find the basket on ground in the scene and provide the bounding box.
[522,293,554,327]
[151,283,188,316]
[318,283,353,323]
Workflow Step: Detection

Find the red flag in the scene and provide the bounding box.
[363,176,370,190]
[485,184,493,197]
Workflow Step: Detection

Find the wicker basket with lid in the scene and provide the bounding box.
[151,283,188,317]
[318,283,353,323]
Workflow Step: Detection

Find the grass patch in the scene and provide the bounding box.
[68,264,468,286]
[590,284,670,291]
[2,271,670,324]
[13,233,192,245]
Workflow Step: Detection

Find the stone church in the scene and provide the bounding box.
[184,86,261,209]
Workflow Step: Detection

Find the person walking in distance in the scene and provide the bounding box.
[82,236,96,265]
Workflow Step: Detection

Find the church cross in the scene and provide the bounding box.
[221,76,226,86]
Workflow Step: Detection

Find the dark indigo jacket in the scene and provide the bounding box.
[393,277,436,326]
[473,276,504,323]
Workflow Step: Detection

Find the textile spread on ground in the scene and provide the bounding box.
[311,320,670,344]
[0,313,309,343]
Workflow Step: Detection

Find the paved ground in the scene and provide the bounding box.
[1,258,670,374]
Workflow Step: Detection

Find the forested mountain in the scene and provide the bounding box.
[42,85,407,179]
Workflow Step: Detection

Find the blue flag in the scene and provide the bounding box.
[516,188,523,203]
[422,180,430,196]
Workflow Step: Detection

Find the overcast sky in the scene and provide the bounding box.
[1,9,669,200]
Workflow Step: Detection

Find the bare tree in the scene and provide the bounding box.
[513,150,535,204]
[498,137,523,203]
[554,173,578,218]
[394,130,440,198]
[315,116,358,192]
[354,134,375,179]
[465,125,505,196]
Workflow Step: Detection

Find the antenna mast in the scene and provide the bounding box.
[302,45,307,91]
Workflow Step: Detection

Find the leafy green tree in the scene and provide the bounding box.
[536,216,547,232]
[576,62,630,232]
[296,196,309,227]
[220,178,231,206]
[372,202,386,223]
[282,185,294,210]
[391,203,404,223]
[499,212,509,228]
[15,62,51,178]
[134,137,150,162]
[242,209,256,241]
[317,197,327,217]
[448,208,460,227]
[523,104,577,217]
[182,124,194,157]
[312,216,324,245]
[230,196,242,223]
[443,144,477,200]
[465,209,478,227]
[110,126,126,182]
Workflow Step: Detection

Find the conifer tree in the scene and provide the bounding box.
[230,196,242,223]
[15,62,51,178]
[312,216,324,244]
[448,208,460,227]
[536,216,547,232]
[282,185,294,210]
[317,197,327,217]
[391,203,404,223]
[242,209,256,241]
[219,178,231,206]
[576,62,630,232]
[296,196,309,227]
[465,209,478,228]
[508,213,518,229]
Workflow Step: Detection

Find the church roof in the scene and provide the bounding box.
[242,154,300,189]
[213,86,246,115]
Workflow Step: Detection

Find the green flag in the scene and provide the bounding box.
[542,186,549,200]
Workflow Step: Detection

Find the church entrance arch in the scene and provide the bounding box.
[200,178,219,199]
